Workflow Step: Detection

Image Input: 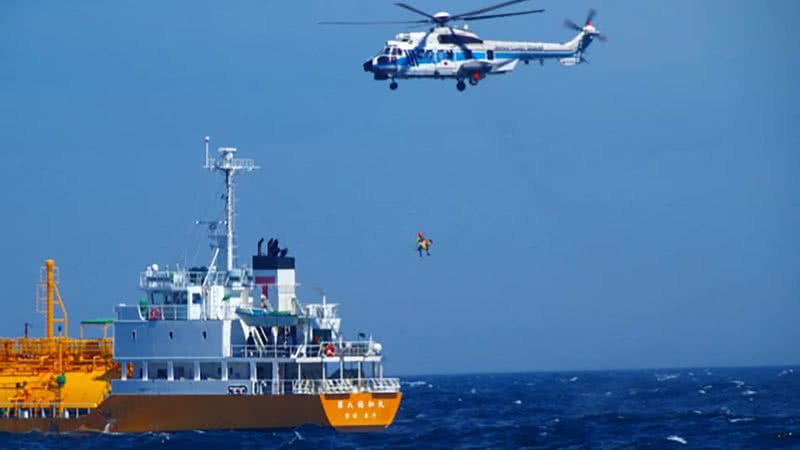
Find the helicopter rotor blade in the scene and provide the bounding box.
[564,18,583,32]
[451,0,532,20]
[462,9,544,21]
[394,3,438,22]
[596,34,608,42]
[585,8,597,25]
[320,20,430,25]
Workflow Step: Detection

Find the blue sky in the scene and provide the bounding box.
[0,0,797,375]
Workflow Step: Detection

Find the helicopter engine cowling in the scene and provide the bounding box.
[458,60,492,80]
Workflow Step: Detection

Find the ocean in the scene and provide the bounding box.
[3,366,798,449]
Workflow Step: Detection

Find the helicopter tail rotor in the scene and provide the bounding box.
[564,9,608,42]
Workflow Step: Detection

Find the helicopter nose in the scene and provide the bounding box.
[363,59,374,72]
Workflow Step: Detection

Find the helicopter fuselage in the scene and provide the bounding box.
[362,26,597,88]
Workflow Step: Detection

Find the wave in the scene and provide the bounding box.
[666,435,688,445]
[655,373,681,382]
[728,417,755,423]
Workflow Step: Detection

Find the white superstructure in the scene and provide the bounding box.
[112,139,398,397]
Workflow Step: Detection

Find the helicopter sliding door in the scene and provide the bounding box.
[435,49,457,77]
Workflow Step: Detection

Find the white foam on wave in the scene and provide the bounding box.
[403,380,427,387]
[728,417,755,423]
[741,389,757,396]
[513,399,522,405]
[698,389,706,395]
[778,368,795,377]
[470,388,477,394]
[703,384,713,390]
[569,376,579,382]
[655,373,681,382]
[692,410,703,415]
[666,435,688,445]
[732,380,745,388]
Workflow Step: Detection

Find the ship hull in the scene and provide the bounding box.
[0,392,402,433]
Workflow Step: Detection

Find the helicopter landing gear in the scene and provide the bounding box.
[469,77,479,86]
[456,80,466,92]
[389,81,398,90]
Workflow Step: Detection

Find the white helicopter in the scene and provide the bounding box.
[322,1,607,91]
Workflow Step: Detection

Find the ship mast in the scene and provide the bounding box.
[204,136,258,271]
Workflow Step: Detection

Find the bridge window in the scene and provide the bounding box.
[487,50,495,60]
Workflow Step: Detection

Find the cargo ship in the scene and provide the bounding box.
[0,139,401,433]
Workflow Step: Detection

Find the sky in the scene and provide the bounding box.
[0,0,797,376]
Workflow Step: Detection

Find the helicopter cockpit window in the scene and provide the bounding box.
[383,47,391,55]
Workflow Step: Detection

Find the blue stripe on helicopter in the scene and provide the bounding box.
[378,51,576,68]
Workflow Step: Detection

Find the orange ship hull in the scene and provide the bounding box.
[0,392,402,433]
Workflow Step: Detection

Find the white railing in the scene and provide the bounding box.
[231,341,380,359]
[0,402,98,419]
[116,304,190,321]
[291,378,401,394]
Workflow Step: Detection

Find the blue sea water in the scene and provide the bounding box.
[3,367,799,449]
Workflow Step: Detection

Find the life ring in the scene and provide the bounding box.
[324,343,336,357]
[149,307,162,321]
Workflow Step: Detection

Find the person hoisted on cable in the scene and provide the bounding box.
[416,232,433,257]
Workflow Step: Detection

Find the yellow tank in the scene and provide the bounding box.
[0,260,118,419]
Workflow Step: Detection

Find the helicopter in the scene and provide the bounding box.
[322,0,607,91]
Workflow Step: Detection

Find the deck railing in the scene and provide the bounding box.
[0,402,97,419]
[231,341,380,359]
[291,378,401,394]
